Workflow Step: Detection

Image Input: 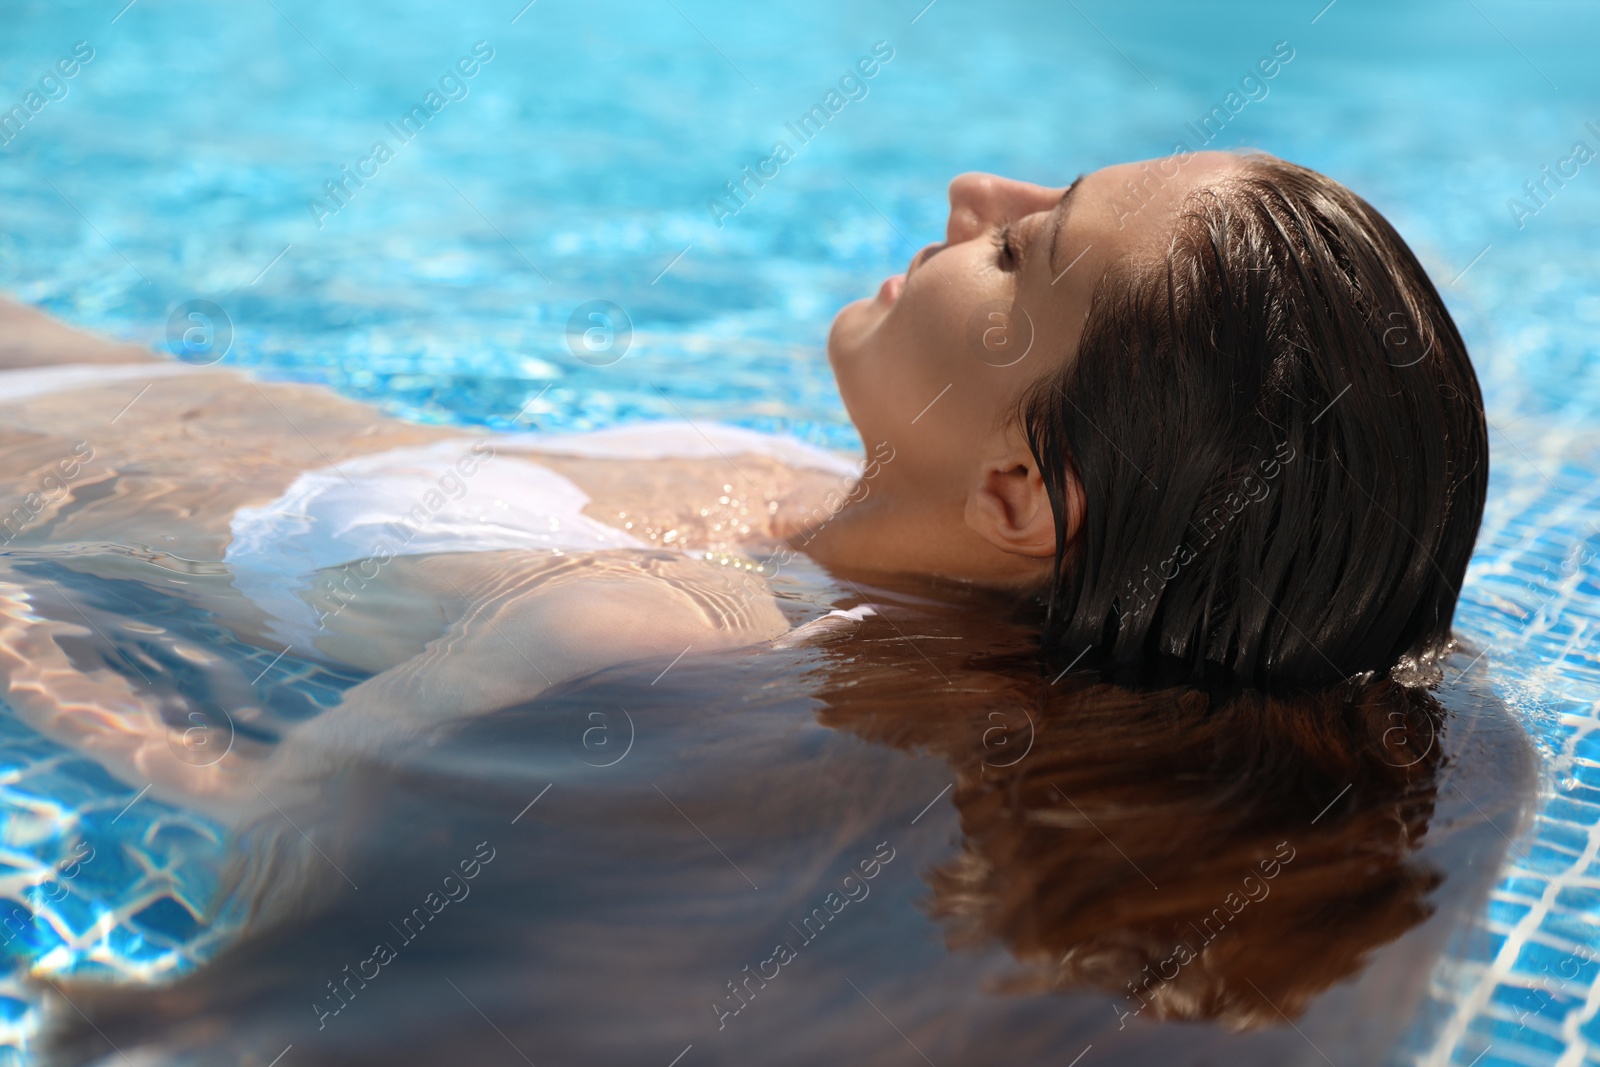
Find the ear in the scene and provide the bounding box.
[963,442,1075,559]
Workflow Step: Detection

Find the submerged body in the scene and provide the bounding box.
[28,529,1536,1067]
[0,298,867,815]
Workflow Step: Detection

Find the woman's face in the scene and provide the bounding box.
[828,151,1239,500]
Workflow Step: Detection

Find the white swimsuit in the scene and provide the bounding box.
[0,363,861,650]
[224,424,860,649]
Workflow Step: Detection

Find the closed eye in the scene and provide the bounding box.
[991,224,1018,271]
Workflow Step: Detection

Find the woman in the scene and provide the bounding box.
[0,148,1485,815]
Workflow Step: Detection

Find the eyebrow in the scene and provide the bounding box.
[1046,174,1086,275]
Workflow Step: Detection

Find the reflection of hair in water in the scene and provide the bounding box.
[817,631,1446,1030]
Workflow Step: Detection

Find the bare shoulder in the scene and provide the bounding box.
[316,550,791,725]
[322,549,791,693]
[502,552,789,674]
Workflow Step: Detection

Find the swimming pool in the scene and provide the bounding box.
[2,0,1598,1062]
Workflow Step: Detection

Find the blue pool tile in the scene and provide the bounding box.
[1536,912,1600,955]
[1513,940,1600,988]
[1503,876,1552,901]
[1525,843,1585,875]
[1455,930,1511,966]
[129,896,203,944]
[1538,820,1593,854]
[1490,980,1582,1031]
[1569,759,1600,789]
[1489,898,1535,928]
[1556,885,1600,915]
[1480,1008,1569,1057]
[1581,1009,1600,1049]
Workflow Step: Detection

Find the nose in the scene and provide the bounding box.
[945,173,1063,244]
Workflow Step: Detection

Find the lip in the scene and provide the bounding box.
[877,273,905,304]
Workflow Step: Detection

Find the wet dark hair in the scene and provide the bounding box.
[1023,153,1487,693]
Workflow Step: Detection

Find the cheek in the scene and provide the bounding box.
[897,277,1028,425]
[894,263,1001,388]
[828,250,1020,466]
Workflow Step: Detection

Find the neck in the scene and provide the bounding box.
[791,489,1050,590]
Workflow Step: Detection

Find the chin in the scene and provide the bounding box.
[826,301,877,430]
[826,295,879,370]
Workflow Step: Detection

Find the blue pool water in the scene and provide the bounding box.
[2,0,1599,1063]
